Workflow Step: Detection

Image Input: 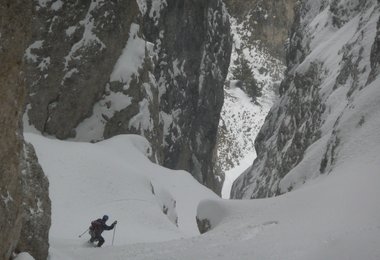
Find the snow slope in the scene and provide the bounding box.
[25,132,380,259]
[25,133,218,258]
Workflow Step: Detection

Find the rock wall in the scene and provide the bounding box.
[232,0,380,199]
[24,0,231,194]
[0,1,51,259]
[16,143,51,260]
[217,0,292,177]
[143,0,231,193]
[0,1,31,258]
[224,0,297,61]
[25,0,139,139]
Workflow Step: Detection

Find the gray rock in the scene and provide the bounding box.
[368,16,380,84]
[196,217,212,234]
[216,0,295,177]
[230,0,324,199]
[104,0,231,194]
[25,0,231,195]
[231,62,325,199]
[151,0,230,194]
[0,2,51,259]
[231,0,380,199]
[224,0,297,61]
[16,142,51,260]
[0,1,31,258]
[25,0,139,139]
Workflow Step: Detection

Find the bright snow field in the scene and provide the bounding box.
[25,133,380,259]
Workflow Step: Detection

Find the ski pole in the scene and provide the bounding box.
[78,228,89,238]
[112,223,117,246]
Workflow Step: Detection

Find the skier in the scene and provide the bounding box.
[89,215,117,247]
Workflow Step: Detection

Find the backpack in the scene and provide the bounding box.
[90,219,103,232]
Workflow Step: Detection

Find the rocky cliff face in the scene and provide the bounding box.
[232,0,380,199]
[224,0,297,61]
[0,1,27,257]
[0,1,51,259]
[217,0,296,197]
[24,0,231,194]
[16,143,51,260]
[25,0,139,139]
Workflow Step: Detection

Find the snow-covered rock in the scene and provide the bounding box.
[218,1,294,197]
[224,0,297,61]
[24,0,232,194]
[232,0,380,199]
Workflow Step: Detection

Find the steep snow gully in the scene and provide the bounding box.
[16,0,380,259]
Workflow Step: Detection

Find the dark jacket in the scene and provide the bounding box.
[90,218,115,236]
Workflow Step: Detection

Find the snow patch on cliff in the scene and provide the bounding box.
[110,23,146,85]
[74,23,149,142]
[25,40,44,63]
[64,0,106,70]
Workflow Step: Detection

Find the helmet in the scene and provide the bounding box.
[102,215,109,221]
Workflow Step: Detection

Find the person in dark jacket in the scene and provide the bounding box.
[89,215,117,247]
